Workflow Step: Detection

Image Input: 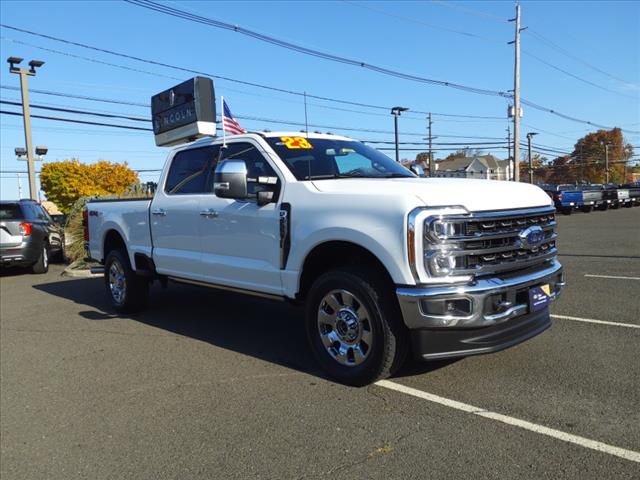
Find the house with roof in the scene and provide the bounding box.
[434,154,512,181]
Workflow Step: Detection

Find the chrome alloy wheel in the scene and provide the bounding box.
[108,259,127,305]
[317,289,373,367]
[42,246,48,269]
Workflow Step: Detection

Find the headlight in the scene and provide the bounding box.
[431,220,464,240]
[426,249,457,275]
[407,206,471,284]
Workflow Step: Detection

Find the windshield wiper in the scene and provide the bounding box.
[381,173,414,178]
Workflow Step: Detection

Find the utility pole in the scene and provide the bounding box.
[8,57,45,200]
[509,3,522,182]
[507,126,512,180]
[428,112,433,177]
[604,144,610,184]
[526,132,538,184]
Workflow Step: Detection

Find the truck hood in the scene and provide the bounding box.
[311,177,552,212]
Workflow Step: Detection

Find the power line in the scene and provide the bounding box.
[431,1,636,86]
[0,100,149,122]
[0,87,508,140]
[341,0,504,43]
[3,24,632,133]
[0,84,149,107]
[343,1,635,99]
[0,110,153,131]
[0,29,504,120]
[527,28,634,85]
[521,49,637,99]
[122,0,509,98]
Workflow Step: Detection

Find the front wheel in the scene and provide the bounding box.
[104,249,149,313]
[305,268,408,386]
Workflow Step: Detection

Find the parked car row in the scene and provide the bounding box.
[0,199,66,274]
[538,183,640,215]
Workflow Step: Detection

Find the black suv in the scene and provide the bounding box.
[0,200,65,273]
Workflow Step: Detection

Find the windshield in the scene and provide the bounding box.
[266,136,415,180]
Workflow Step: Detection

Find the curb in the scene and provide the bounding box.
[61,267,101,278]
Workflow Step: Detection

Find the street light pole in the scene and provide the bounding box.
[526,132,538,184]
[391,106,409,163]
[8,57,45,200]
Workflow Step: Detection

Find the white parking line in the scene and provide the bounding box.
[376,380,640,464]
[584,274,640,281]
[551,314,640,329]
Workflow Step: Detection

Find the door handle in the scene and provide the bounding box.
[151,209,167,216]
[199,209,219,218]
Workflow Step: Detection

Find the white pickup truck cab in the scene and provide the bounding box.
[86,132,564,385]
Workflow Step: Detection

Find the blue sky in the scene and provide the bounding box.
[1,0,638,199]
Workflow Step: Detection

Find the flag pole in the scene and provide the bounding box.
[221,95,226,147]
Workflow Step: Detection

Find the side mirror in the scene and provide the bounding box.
[410,164,425,177]
[214,160,248,199]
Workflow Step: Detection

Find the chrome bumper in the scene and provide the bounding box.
[397,260,564,329]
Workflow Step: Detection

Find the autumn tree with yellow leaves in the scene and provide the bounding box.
[40,159,139,214]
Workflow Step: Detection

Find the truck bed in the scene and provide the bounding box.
[87,198,153,264]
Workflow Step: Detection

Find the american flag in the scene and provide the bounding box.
[222,98,246,135]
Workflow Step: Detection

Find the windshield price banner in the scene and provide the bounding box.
[280,137,313,149]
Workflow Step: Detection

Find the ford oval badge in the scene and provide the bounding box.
[518,226,544,249]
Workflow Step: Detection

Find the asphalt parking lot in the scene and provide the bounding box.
[1,207,639,479]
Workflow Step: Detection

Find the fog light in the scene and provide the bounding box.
[421,298,472,317]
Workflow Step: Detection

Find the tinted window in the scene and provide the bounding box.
[0,203,22,220]
[21,203,42,220]
[220,142,279,195]
[165,146,216,194]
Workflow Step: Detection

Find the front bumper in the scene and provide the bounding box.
[396,259,564,359]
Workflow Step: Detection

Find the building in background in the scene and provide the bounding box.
[434,154,512,180]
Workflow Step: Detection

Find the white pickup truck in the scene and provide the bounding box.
[86,132,564,385]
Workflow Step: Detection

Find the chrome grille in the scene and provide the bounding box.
[426,208,557,277]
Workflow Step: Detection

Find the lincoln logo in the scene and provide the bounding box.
[517,226,544,249]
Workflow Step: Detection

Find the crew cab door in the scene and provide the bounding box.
[198,140,283,295]
[150,146,217,280]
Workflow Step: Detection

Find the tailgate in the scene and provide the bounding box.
[563,192,582,204]
[582,191,602,203]
[0,222,23,248]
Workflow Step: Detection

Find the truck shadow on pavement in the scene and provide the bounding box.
[33,277,454,383]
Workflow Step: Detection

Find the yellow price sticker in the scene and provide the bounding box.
[280,136,313,149]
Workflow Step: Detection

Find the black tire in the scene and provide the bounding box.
[561,207,572,215]
[305,267,408,386]
[31,243,49,274]
[104,249,149,313]
[580,206,593,213]
[52,241,66,263]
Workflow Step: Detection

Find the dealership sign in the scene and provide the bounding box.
[151,76,216,147]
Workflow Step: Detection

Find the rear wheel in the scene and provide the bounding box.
[305,267,408,386]
[104,249,149,313]
[31,244,49,274]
